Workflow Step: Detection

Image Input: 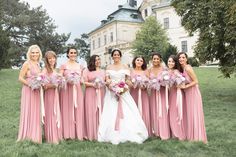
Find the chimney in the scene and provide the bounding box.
[129,0,137,7]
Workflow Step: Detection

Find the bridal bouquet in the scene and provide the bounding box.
[93,77,105,88]
[110,80,129,98]
[51,74,66,89]
[131,75,149,89]
[65,72,81,84]
[29,74,50,90]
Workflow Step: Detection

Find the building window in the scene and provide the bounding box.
[98,38,101,48]
[110,32,113,42]
[144,9,148,17]
[92,40,95,50]
[181,41,188,52]
[104,35,107,45]
[163,17,169,29]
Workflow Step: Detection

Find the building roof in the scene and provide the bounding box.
[88,1,144,35]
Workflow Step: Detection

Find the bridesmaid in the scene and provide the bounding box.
[83,55,105,140]
[42,51,63,144]
[167,55,186,140]
[17,45,42,143]
[60,47,85,140]
[177,52,207,143]
[130,56,152,136]
[148,53,170,139]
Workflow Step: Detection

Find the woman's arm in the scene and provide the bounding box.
[182,65,198,89]
[18,62,30,86]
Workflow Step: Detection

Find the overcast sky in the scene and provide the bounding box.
[21,0,142,43]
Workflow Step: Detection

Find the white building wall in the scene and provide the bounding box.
[89,21,141,66]
[154,6,198,57]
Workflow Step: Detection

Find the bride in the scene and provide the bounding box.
[98,49,148,144]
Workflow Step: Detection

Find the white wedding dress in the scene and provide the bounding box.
[98,69,148,144]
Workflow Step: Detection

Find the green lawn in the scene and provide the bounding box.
[0,68,235,157]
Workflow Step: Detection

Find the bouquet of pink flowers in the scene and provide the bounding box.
[93,77,105,88]
[51,74,66,89]
[159,71,172,87]
[110,80,129,98]
[65,72,81,84]
[174,73,186,86]
[131,75,149,89]
[29,74,50,90]
[148,77,161,91]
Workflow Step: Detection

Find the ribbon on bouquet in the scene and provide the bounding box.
[115,96,124,131]
[54,88,61,128]
[40,86,45,124]
[73,84,78,108]
[176,88,183,124]
[165,85,169,113]
[156,90,162,117]
[138,88,143,116]
[96,88,102,124]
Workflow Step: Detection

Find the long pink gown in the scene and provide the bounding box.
[149,70,170,139]
[43,72,63,143]
[60,64,85,140]
[83,69,105,140]
[130,71,152,136]
[169,70,186,140]
[183,66,207,143]
[17,61,42,143]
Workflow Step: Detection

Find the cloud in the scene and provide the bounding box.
[21,0,142,42]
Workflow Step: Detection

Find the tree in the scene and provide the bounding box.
[0,0,70,67]
[162,44,177,64]
[132,16,169,61]
[172,0,236,77]
[73,33,91,62]
[0,27,10,69]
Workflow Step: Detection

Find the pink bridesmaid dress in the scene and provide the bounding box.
[17,61,42,143]
[83,69,105,140]
[169,70,186,140]
[130,71,152,136]
[183,66,207,143]
[149,70,170,139]
[43,72,63,143]
[60,64,85,140]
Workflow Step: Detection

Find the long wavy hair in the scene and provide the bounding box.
[176,52,189,73]
[44,51,57,73]
[88,55,99,71]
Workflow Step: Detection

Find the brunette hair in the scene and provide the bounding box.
[176,52,189,73]
[87,55,99,71]
[132,56,147,70]
[66,47,77,58]
[151,52,162,62]
[111,48,122,57]
[167,55,177,69]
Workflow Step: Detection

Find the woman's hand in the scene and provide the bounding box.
[43,84,56,90]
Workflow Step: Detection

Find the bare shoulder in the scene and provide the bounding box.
[185,64,193,72]
[21,61,30,69]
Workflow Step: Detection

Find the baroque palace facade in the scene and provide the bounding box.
[88,0,198,66]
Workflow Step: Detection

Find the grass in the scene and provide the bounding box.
[0,68,235,157]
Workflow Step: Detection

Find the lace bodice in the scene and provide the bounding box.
[106,69,130,81]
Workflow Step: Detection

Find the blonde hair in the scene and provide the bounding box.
[44,51,57,73]
[26,45,42,62]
